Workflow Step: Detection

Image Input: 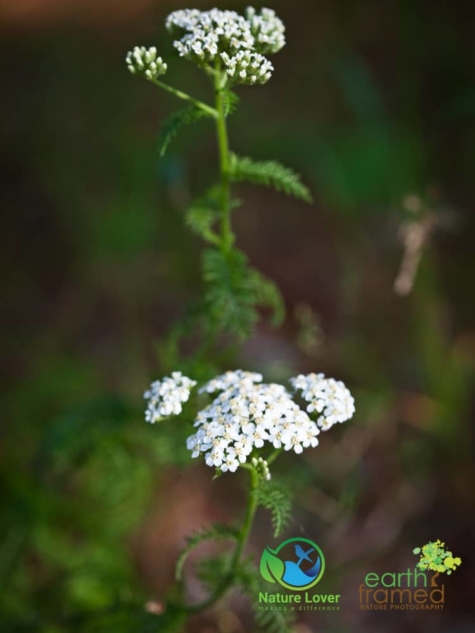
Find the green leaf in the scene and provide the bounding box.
[237,560,296,633]
[256,480,293,537]
[202,248,258,338]
[230,153,313,203]
[249,269,285,327]
[175,523,238,581]
[201,247,286,338]
[195,552,232,593]
[185,186,221,245]
[260,547,284,584]
[222,89,240,117]
[35,397,132,472]
[255,606,295,633]
[158,106,210,157]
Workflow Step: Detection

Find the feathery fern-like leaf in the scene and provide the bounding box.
[185,186,221,245]
[202,248,258,338]
[256,480,293,538]
[195,552,232,594]
[158,106,210,157]
[175,523,238,582]
[230,153,313,203]
[249,269,285,327]
[237,561,296,633]
[222,89,240,117]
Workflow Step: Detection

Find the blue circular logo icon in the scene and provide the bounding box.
[260,537,325,591]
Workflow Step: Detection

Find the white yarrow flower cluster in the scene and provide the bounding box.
[187,372,323,473]
[290,373,356,431]
[165,8,202,35]
[245,7,286,55]
[166,8,254,65]
[221,51,273,85]
[144,372,196,423]
[199,369,263,394]
[144,369,355,474]
[164,6,285,84]
[126,46,167,80]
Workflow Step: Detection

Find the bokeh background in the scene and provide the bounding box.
[1,0,475,631]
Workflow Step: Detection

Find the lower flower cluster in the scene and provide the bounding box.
[188,377,320,472]
[144,369,355,475]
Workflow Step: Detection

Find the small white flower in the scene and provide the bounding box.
[227,445,247,464]
[206,448,225,468]
[221,452,240,472]
[250,422,269,448]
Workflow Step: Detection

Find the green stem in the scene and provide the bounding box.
[185,466,259,614]
[149,78,218,118]
[231,465,259,567]
[214,70,234,252]
[267,448,283,465]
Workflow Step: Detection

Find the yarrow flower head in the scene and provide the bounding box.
[221,51,273,85]
[166,8,254,65]
[245,7,286,55]
[290,373,355,431]
[126,46,167,80]
[143,368,355,475]
[198,369,263,394]
[162,6,284,83]
[127,7,285,86]
[144,372,196,422]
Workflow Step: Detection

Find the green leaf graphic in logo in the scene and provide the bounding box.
[413,539,462,575]
[260,546,285,584]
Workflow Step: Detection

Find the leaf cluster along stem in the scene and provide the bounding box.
[151,72,237,254]
[185,465,259,615]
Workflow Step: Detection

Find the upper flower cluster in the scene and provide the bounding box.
[144,369,355,475]
[165,6,285,84]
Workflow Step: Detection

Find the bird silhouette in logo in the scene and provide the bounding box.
[294,544,315,568]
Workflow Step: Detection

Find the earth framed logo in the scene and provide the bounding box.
[260,537,325,591]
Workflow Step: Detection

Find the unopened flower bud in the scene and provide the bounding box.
[126,46,167,81]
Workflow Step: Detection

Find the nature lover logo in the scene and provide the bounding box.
[260,537,325,591]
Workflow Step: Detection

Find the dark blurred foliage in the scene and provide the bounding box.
[1,0,475,631]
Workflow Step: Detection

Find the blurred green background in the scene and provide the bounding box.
[1,0,475,631]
